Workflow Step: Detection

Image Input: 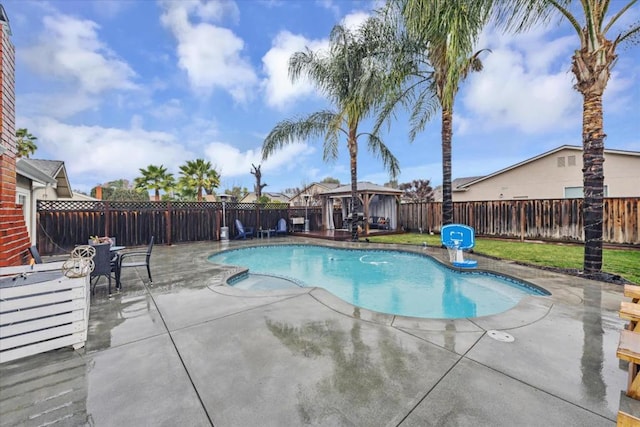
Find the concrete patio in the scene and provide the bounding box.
[0,237,629,426]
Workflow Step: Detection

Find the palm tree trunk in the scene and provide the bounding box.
[582,92,605,273]
[349,129,359,241]
[441,107,454,226]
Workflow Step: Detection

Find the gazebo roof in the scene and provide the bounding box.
[319,181,403,196]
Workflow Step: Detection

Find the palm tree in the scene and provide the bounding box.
[134,164,175,201]
[262,23,400,241]
[494,0,640,274]
[178,159,221,201]
[16,128,38,158]
[384,0,491,226]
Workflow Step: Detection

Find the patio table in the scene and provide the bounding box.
[258,229,274,239]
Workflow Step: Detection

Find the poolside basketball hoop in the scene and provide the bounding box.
[446,239,464,263]
[441,224,478,269]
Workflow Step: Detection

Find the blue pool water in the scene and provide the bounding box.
[208,245,549,319]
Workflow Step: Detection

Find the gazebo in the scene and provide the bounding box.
[319,182,403,233]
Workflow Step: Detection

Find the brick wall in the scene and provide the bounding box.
[0,16,30,267]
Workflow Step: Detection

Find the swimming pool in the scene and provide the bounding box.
[208,245,549,319]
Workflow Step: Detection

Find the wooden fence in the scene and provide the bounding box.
[37,197,639,254]
[399,198,639,245]
[36,200,323,255]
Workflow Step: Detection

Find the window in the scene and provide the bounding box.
[567,155,576,166]
[564,186,609,198]
[557,156,565,167]
[16,194,27,215]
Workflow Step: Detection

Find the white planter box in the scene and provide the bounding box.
[0,262,90,363]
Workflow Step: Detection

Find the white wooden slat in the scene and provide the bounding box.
[0,334,84,364]
[0,301,83,324]
[0,272,90,364]
[0,311,85,339]
[0,287,85,312]
[0,262,66,276]
[0,277,85,299]
[0,323,82,350]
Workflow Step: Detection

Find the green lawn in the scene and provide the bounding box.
[366,233,640,284]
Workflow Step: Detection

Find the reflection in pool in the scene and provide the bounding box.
[209,245,549,319]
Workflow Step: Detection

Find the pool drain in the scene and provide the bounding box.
[487,330,515,343]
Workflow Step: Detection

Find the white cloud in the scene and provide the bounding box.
[160,0,257,102]
[149,99,185,120]
[205,141,311,178]
[18,92,98,119]
[21,14,137,94]
[261,10,371,110]
[316,0,340,17]
[341,11,370,31]
[261,31,328,109]
[30,118,191,189]
[462,26,581,134]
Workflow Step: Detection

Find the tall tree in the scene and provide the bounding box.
[381,0,490,226]
[262,23,400,241]
[399,179,434,202]
[134,164,175,201]
[224,186,249,202]
[494,0,640,273]
[251,164,267,199]
[178,159,221,202]
[16,128,38,158]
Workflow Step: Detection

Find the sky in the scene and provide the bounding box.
[4,0,640,196]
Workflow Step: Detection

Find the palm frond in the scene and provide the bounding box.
[363,133,401,179]
[262,110,339,160]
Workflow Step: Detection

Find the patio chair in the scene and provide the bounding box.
[28,245,68,264]
[234,219,254,239]
[275,218,287,236]
[28,246,43,264]
[117,236,154,289]
[89,242,118,295]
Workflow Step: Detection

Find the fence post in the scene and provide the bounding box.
[520,201,526,241]
[166,201,172,246]
[104,201,110,238]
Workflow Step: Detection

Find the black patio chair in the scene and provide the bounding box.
[117,236,154,288]
[89,242,118,295]
[28,246,43,264]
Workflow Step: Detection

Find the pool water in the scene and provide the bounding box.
[209,245,549,319]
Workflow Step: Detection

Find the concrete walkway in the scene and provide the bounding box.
[0,238,628,426]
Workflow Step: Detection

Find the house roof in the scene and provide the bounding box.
[458,145,640,190]
[240,192,291,203]
[16,159,73,198]
[292,182,341,199]
[319,181,403,196]
[0,4,11,36]
[16,159,57,185]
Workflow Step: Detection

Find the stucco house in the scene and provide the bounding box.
[239,191,291,204]
[290,182,342,207]
[435,145,639,202]
[16,158,96,244]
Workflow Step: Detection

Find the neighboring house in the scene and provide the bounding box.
[434,145,640,202]
[290,182,341,207]
[16,158,95,244]
[240,191,291,204]
[432,176,483,203]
